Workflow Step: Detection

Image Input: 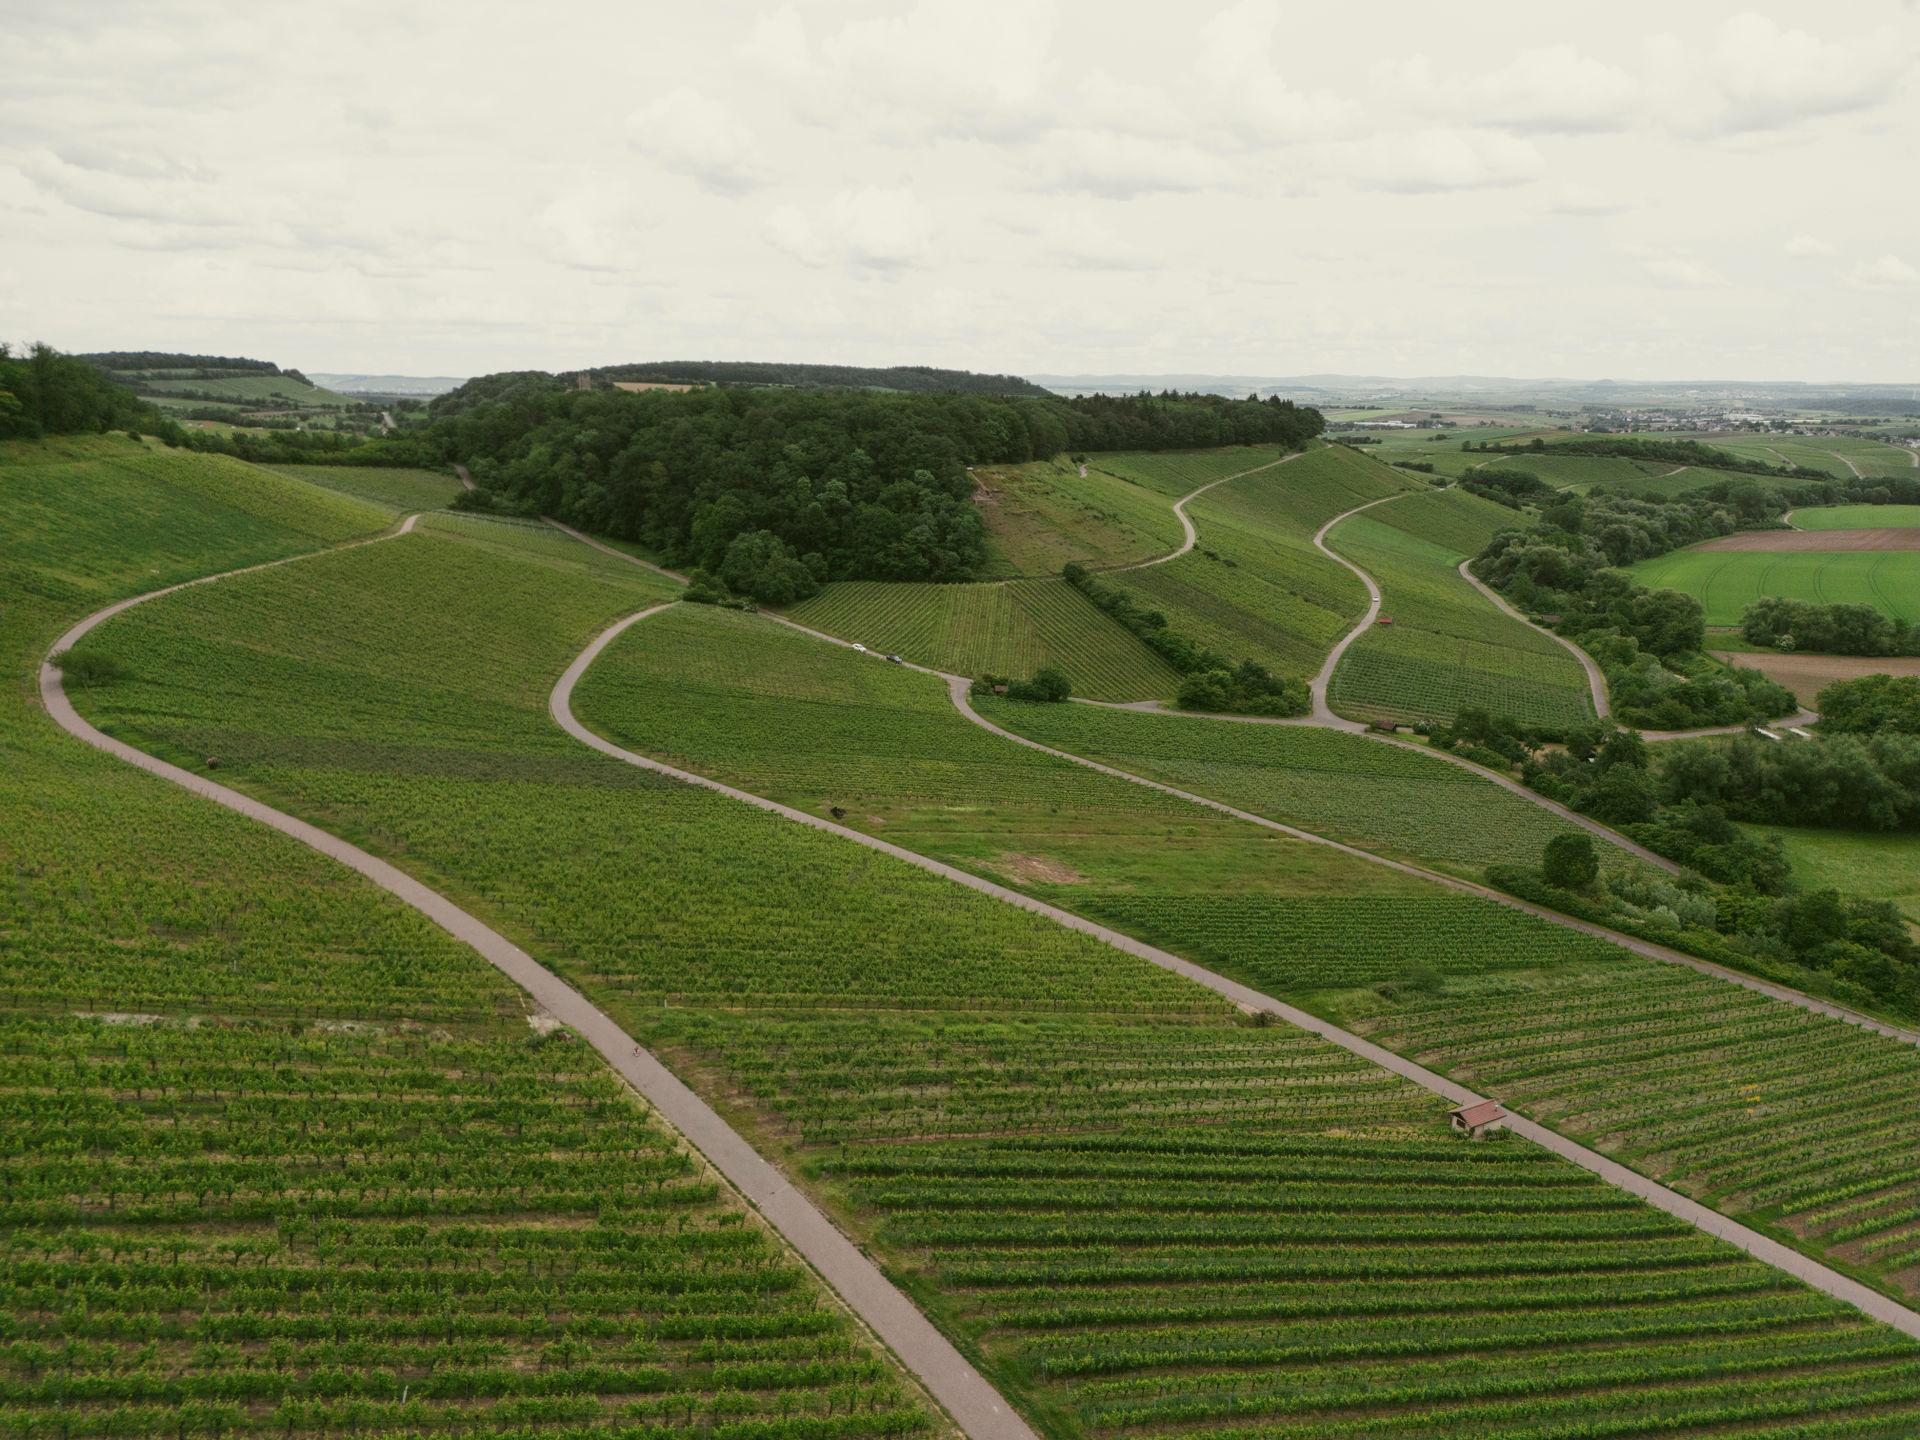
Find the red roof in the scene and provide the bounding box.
[1451,1100,1505,1127]
[1375,616,1394,625]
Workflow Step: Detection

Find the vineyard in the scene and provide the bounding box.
[971,694,1592,873]
[782,577,1180,700]
[1670,433,1918,481]
[1108,445,1418,677]
[1,442,929,1437]
[1358,962,1920,1297]
[1628,545,1920,625]
[1476,452,1684,494]
[30,436,1920,1436]
[1327,491,1597,730]
[266,462,467,512]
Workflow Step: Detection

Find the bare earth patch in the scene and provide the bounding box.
[995,852,1088,885]
[1711,650,1920,706]
[1701,529,1920,552]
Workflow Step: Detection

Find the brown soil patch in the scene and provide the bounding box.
[996,852,1087,885]
[1700,529,1920,552]
[1711,650,1920,706]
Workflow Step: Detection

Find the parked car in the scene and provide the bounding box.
[851,643,866,653]
[886,654,904,664]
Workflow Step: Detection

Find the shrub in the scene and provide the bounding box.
[55,649,129,689]
[1541,833,1599,891]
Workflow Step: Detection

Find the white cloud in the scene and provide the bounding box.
[1547,183,1629,216]
[1655,14,1909,136]
[1784,234,1838,258]
[1631,247,1728,288]
[1340,129,1545,194]
[536,184,659,272]
[1196,1,1362,144]
[1383,44,1641,133]
[1009,213,1158,272]
[1028,131,1238,199]
[625,87,769,196]
[765,187,936,272]
[1850,253,1918,287]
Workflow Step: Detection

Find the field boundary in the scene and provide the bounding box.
[40,525,1031,1440]
[559,602,1920,1340]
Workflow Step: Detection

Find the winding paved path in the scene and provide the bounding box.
[1455,556,1610,719]
[1109,450,1302,572]
[558,603,1920,1342]
[40,529,1033,1440]
[1302,492,1405,727]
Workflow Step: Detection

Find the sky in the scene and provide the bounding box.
[4,0,1918,383]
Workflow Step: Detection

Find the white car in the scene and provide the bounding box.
[851,643,866,653]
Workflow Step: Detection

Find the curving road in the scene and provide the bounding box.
[557,603,1920,1342]
[1108,450,1302,573]
[1302,492,1406,727]
[40,529,1033,1440]
[1456,556,1610,719]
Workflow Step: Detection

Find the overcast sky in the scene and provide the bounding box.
[5,1,1917,382]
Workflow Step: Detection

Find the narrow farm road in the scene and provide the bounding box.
[1829,450,1865,479]
[555,604,1920,1342]
[1303,491,1407,728]
[542,514,689,584]
[41,534,1033,1440]
[453,462,476,491]
[1641,707,1821,742]
[1108,449,1302,573]
[1455,556,1611,719]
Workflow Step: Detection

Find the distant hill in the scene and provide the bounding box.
[590,360,1052,397]
[80,352,350,412]
[310,373,468,398]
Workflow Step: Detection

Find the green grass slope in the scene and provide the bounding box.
[0,438,928,1437]
[972,454,1187,575]
[1793,504,1920,530]
[67,532,1920,1433]
[1628,546,1920,625]
[1110,445,1421,679]
[783,576,1181,699]
[267,462,465,512]
[1329,488,1597,730]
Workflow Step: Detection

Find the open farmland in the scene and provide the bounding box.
[267,462,466,512]
[61,515,1920,1435]
[1107,444,1418,677]
[1628,545,1920,625]
[1794,504,1920,530]
[0,441,929,1439]
[1357,963,1920,1297]
[783,576,1181,699]
[1708,648,1920,706]
[1671,433,1919,481]
[1745,825,1920,926]
[970,454,1187,575]
[1477,451,1689,494]
[1328,488,1597,730]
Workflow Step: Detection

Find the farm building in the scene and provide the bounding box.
[1449,1100,1506,1139]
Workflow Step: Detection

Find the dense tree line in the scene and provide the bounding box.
[0,343,157,439]
[1471,491,1795,729]
[1741,597,1920,656]
[77,351,284,374]
[1818,674,1920,734]
[593,360,1054,397]
[422,383,1321,593]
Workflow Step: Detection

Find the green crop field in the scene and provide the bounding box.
[1349,426,1554,477]
[971,694,1594,875]
[1359,962,1920,1296]
[267,462,466,512]
[1328,489,1596,730]
[972,455,1188,575]
[1670,433,1919,481]
[138,370,351,409]
[1628,546,1920,625]
[1109,445,1419,678]
[0,438,927,1438]
[1793,504,1920,530]
[1478,452,1685,494]
[1745,825,1920,925]
[60,499,1920,1436]
[783,576,1181,700]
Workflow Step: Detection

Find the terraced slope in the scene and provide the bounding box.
[1110,445,1421,678]
[1,439,929,1438]
[971,695,1591,874]
[1358,964,1920,1298]
[1328,488,1597,730]
[69,530,1920,1436]
[783,576,1181,700]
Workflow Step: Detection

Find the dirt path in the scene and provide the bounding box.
[542,515,689,583]
[1456,557,1611,718]
[1109,450,1302,573]
[556,603,1920,1341]
[1830,450,1865,479]
[1302,492,1406,728]
[42,531,1031,1440]
[1640,707,1821,742]
[453,463,476,492]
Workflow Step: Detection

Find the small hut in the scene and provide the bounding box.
[1449,1099,1506,1139]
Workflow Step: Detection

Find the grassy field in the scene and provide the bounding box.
[1477,452,1687,494]
[1356,962,1920,1297]
[1670,433,1919,481]
[1344,426,1555,478]
[65,531,1920,1434]
[1110,445,1419,678]
[1746,825,1920,925]
[783,576,1181,699]
[1328,488,1596,730]
[267,462,466,512]
[0,438,930,1437]
[1629,546,1920,625]
[1793,504,1920,530]
[971,454,1188,575]
[138,369,352,409]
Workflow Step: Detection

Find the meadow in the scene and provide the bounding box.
[783,576,1180,699]
[1670,433,1918,481]
[0,438,927,1437]
[1327,488,1596,729]
[1746,825,1920,925]
[1794,504,1920,530]
[970,454,1187,575]
[64,506,1920,1435]
[1628,546,1920,625]
[1358,962,1920,1297]
[267,462,466,512]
